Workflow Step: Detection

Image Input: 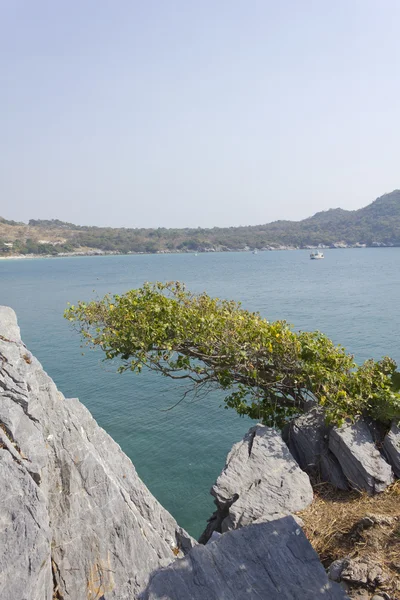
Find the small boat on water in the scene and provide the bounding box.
[253,249,258,254]
[310,251,324,260]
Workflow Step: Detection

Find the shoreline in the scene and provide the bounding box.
[0,245,397,261]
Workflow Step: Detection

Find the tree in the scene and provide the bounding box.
[65,282,400,428]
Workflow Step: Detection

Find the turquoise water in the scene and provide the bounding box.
[1,248,399,538]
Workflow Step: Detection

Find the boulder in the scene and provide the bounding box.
[0,306,195,600]
[329,420,393,494]
[328,556,388,587]
[200,424,313,542]
[283,407,349,490]
[141,516,349,600]
[339,557,387,587]
[328,558,348,582]
[383,421,400,478]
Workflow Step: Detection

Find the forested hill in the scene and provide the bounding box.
[1,190,400,255]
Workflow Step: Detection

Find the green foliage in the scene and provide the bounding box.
[0,217,24,226]
[28,218,80,229]
[65,282,400,428]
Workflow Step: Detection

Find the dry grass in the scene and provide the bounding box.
[0,222,67,244]
[299,481,400,597]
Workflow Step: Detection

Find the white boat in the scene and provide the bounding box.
[253,249,258,254]
[310,251,324,260]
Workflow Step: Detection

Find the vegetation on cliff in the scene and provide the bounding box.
[65,281,400,427]
[2,190,400,255]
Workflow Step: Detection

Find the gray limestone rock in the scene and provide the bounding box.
[0,451,52,600]
[328,558,349,582]
[329,420,394,493]
[0,305,21,341]
[200,424,313,541]
[328,556,389,596]
[340,558,387,586]
[0,306,195,600]
[283,407,349,490]
[383,421,400,478]
[140,516,349,600]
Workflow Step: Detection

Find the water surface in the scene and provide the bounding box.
[1,248,399,537]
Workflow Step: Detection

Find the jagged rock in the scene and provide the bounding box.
[357,513,395,528]
[0,307,195,600]
[0,451,52,600]
[0,305,21,340]
[200,424,313,542]
[328,558,349,582]
[283,407,349,490]
[141,516,349,600]
[340,558,388,586]
[328,556,389,590]
[329,420,393,494]
[383,421,400,478]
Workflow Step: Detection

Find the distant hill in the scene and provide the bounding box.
[1,190,400,256]
[0,217,25,226]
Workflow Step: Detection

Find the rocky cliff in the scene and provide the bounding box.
[0,306,350,599]
[0,307,194,600]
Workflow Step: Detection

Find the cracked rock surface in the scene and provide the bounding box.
[383,421,400,478]
[329,421,393,494]
[0,306,194,600]
[200,424,313,542]
[141,517,348,600]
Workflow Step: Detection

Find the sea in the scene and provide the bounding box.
[1,248,399,538]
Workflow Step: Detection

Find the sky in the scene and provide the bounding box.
[1,1,400,228]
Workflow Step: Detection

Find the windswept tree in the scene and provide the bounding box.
[65,282,400,427]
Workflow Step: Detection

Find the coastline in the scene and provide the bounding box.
[0,244,396,261]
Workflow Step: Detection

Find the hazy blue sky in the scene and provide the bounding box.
[1,1,399,228]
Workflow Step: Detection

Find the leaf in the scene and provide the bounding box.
[391,371,400,392]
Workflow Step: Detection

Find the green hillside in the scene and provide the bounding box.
[1,190,400,255]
